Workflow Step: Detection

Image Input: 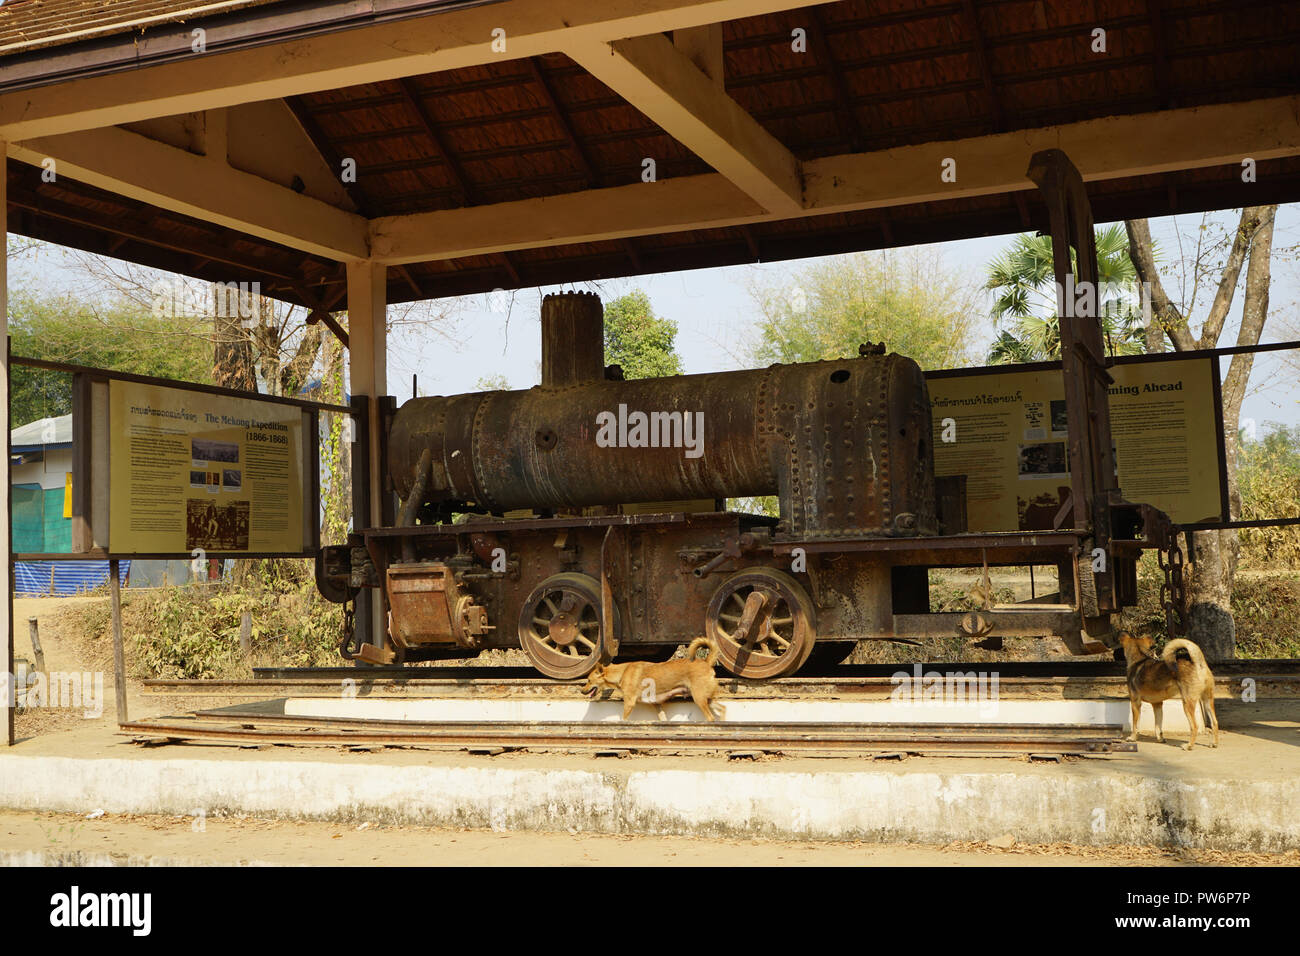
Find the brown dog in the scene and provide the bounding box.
[1118,631,1219,750]
[581,637,726,721]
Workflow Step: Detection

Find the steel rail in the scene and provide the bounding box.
[242,660,1300,680]
[139,674,1300,700]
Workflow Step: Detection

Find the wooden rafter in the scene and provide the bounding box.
[804,6,863,153]
[284,95,370,216]
[396,76,523,285]
[1148,0,1172,109]
[369,94,1300,265]
[10,126,369,261]
[568,31,804,214]
[7,180,302,281]
[960,0,1004,133]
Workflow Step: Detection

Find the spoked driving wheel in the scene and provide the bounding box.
[706,567,816,679]
[517,573,616,679]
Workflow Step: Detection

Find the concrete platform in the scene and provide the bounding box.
[2,711,1298,852]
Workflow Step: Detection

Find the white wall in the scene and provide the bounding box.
[11,446,72,492]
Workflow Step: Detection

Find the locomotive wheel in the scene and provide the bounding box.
[706,567,816,679]
[518,573,616,679]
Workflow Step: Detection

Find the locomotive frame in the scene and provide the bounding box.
[317,150,1181,679]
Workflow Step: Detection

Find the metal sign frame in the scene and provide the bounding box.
[926,339,1300,533]
[9,355,351,561]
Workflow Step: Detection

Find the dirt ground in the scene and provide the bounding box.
[11,595,125,738]
[4,809,1298,867]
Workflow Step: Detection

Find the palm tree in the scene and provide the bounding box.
[984,223,1150,364]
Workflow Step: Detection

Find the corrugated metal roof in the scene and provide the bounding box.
[0,0,291,56]
[11,413,72,448]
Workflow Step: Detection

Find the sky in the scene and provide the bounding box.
[11,204,1300,434]
[383,206,1300,435]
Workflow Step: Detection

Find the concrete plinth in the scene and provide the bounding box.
[1,719,1297,852]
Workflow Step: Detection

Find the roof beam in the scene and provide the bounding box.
[372,174,766,264]
[0,0,828,141]
[8,126,369,261]
[370,94,1300,264]
[5,180,305,282]
[568,32,803,214]
[673,24,724,86]
[284,96,369,216]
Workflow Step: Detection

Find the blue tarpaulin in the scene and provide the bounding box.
[14,561,131,596]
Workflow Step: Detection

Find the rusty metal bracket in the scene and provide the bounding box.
[691,532,759,579]
[600,525,625,662]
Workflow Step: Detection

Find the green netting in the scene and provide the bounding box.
[12,484,45,552]
[43,486,72,552]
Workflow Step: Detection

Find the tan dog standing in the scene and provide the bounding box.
[581,637,726,721]
[1118,631,1219,750]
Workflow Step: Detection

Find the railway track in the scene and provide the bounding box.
[120,710,1136,756]
[244,660,1300,680]
[140,659,1300,700]
[126,659,1298,756]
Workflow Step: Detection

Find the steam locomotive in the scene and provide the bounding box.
[317,292,1162,679]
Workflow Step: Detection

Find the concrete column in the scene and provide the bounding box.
[346,261,387,648]
[2,142,12,745]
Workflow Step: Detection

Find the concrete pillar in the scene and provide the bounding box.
[2,143,12,744]
[346,261,387,649]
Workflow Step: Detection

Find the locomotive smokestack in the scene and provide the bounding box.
[541,291,605,387]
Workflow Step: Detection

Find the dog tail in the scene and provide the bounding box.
[1161,638,1207,670]
[686,636,719,667]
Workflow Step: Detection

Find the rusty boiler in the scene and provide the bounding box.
[323,290,950,679]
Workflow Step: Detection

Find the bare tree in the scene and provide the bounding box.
[1125,206,1278,659]
[5,236,40,262]
[61,248,462,571]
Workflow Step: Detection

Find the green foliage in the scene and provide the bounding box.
[726,495,779,517]
[984,224,1148,363]
[473,373,510,391]
[131,562,342,679]
[8,289,212,426]
[603,290,685,379]
[1120,553,1300,658]
[746,251,979,370]
[1229,573,1300,658]
[315,338,352,545]
[1237,423,1300,565]
[928,581,1016,612]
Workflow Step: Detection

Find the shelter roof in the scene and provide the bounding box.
[3,0,1298,307]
